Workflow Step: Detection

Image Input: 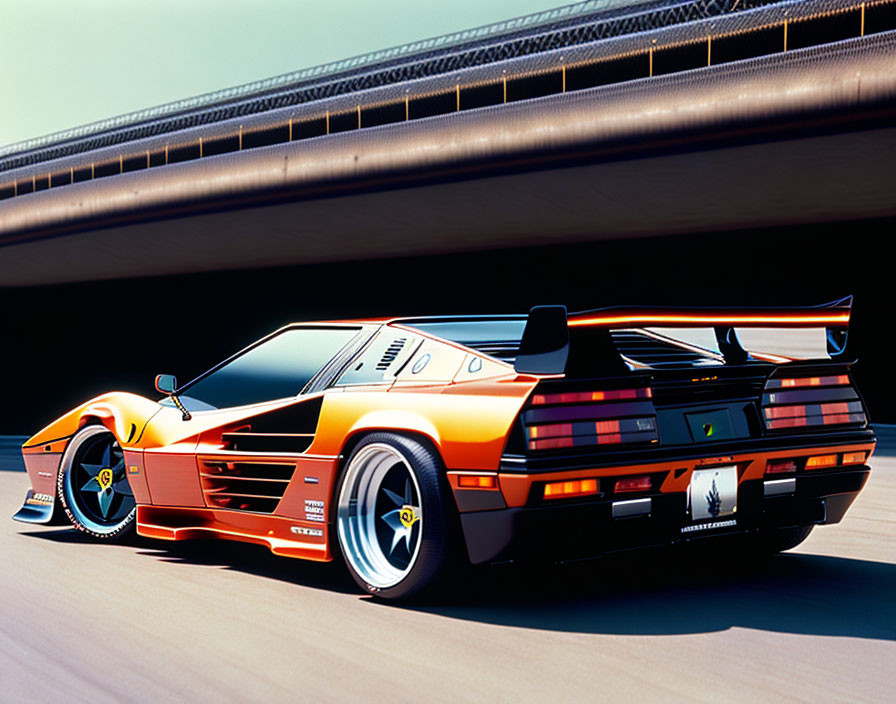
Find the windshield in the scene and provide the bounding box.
[170,326,359,410]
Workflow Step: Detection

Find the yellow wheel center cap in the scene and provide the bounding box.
[399,505,419,529]
[97,468,115,491]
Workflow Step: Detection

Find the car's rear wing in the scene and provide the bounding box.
[514,297,854,375]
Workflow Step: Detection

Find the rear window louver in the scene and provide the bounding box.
[522,385,658,451]
[376,338,407,371]
[199,459,295,513]
[610,330,720,368]
[761,374,867,430]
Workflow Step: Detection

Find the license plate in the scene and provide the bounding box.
[688,466,737,521]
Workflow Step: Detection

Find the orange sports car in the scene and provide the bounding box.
[13,299,875,599]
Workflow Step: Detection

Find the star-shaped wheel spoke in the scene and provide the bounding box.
[379,478,420,556]
[78,441,127,519]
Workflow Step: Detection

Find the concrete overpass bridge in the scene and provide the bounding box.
[1,0,895,286]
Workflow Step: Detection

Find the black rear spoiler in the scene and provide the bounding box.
[514,297,853,375]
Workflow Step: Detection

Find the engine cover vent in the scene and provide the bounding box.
[377,338,407,370]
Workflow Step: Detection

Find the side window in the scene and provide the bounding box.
[394,339,467,383]
[336,330,421,386]
[177,327,359,410]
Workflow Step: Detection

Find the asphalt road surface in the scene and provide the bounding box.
[1,449,893,703]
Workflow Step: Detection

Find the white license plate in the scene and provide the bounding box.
[688,466,737,521]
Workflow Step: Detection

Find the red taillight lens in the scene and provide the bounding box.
[543,478,599,499]
[766,459,798,474]
[762,374,866,431]
[805,454,838,470]
[766,375,850,389]
[525,385,658,451]
[531,388,652,405]
[614,475,652,493]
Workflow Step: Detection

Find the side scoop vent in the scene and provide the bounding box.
[377,338,407,371]
[199,459,295,513]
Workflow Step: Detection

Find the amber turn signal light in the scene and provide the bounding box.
[458,475,497,489]
[841,452,866,465]
[805,454,838,470]
[543,478,598,499]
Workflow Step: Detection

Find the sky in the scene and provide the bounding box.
[1,0,562,147]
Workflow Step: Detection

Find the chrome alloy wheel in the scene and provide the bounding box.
[337,443,424,590]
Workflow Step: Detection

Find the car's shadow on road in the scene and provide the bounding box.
[23,527,896,640]
[22,528,359,594]
[395,547,896,641]
[140,538,362,593]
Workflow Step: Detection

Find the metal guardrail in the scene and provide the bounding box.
[0,0,763,170]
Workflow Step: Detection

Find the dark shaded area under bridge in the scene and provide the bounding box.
[0,218,891,434]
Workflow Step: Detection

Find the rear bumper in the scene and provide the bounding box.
[460,466,869,564]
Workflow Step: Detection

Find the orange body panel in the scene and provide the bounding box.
[21,452,62,498]
[307,377,533,469]
[143,444,205,507]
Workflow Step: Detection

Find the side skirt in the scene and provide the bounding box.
[136,505,333,561]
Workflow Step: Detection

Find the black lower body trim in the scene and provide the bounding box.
[460,467,870,564]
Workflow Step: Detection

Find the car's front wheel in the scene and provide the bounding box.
[58,425,136,540]
[336,433,457,600]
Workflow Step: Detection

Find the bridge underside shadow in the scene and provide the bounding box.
[0,217,891,433]
[0,123,893,287]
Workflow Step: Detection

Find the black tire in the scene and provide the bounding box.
[57,425,136,540]
[335,433,458,600]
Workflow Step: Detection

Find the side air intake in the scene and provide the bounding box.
[199,459,295,513]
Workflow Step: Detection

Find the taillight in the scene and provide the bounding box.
[543,478,599,499]
[615,475,652,492]
[842,451,866,465]
[765,459,797,474]
[524,384,658,451]
[761,373,866,431]
[765,375,849,388]
[531,388,652,405]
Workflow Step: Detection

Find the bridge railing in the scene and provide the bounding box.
[1,0,894,203]
[0,0,754,167]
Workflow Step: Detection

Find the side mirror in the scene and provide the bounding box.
[155,374,177,394]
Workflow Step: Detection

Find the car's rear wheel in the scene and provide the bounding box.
[58,425,136,540]
[336,433,456,600]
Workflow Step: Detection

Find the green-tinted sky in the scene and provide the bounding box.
[1,0,560,147]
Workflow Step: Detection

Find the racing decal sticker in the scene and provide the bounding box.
[304,499,325,523]
[291,526,324,537]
